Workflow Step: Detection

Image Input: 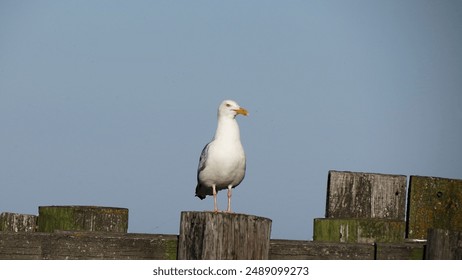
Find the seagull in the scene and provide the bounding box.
[195,100,248,212]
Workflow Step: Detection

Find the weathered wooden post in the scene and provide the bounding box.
[325,171,407,219]
[426,228,462,260]
[407,176,462,240]
[314,171,407,243]
[0,212,37,232]
[178,211,272,260]
[37,206,129,233]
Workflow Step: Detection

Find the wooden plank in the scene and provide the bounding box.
[0,232,178,260]
[0,232,42,259]
[0,212,37,232]
[178,211,272,260]
[313,218,405,243]
[407,176,462,239]
[38,206,128,233]
[426,228,462,260]
[326,171,407,220]
[375,241,425,260]
[269,239,374,260]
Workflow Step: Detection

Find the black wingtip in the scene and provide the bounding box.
[195,194,206,200]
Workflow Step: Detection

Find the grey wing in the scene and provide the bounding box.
[195,142,211,199]
[197,142,211,176]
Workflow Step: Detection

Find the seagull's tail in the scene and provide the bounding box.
[195,184,208,200]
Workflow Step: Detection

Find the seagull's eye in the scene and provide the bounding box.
[226,103,231,107]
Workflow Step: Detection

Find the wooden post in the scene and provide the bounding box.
[0,212,37,232]
[178,211,272,260]
[426,228,462,260]
[326,171,407,219]
[314,171,407,243]
[407,176,462,239]
[37,206,128,233]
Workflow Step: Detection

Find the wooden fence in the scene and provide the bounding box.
[1,171,461,260]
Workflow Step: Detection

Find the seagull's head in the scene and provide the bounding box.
[218,100,248,119]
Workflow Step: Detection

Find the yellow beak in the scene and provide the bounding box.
[234,107,249,116]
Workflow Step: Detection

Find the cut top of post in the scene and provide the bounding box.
[326,171,407,220]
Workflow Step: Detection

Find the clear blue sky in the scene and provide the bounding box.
[1,1,461,240]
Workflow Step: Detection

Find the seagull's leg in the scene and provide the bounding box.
[226,185,233,213]
[212,184,218,212]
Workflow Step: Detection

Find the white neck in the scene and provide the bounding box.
[214,115,241,142]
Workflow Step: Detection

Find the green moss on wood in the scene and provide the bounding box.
[313,218,405,243]
[38,206,128,233]
[38,207,76,232]
[375,243,426,260]
[164,239,178,260]
[408,246,425,260]
[407,176,462,239]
